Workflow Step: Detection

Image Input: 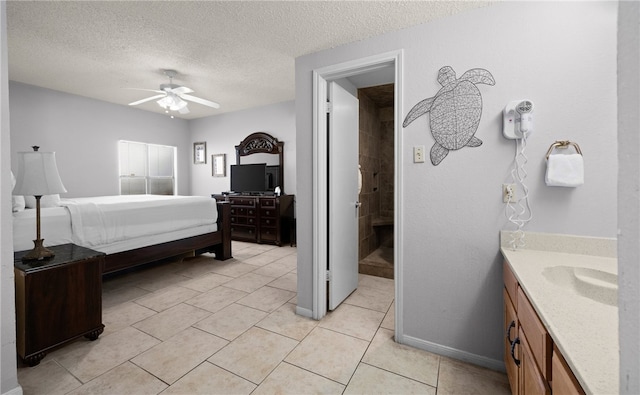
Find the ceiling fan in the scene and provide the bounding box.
[128,70,220,115]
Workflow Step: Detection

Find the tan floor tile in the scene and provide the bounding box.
[224,272,277,293]
[53,326,160,383]
[180,272,234,292]
[345,363,436,395]
[209,260,260,277]
[17,359,82,395]
[102,301,157,336]
[253,362,345,395]
[252,261,293,278]
[67,361,167,395]
[102,285,150,309]
[185,285,248,313]
[242,253,280,267]
[256,303,318,341]
[267,272,297,292]
[133,303,211,340]
[285,327,369,385]
[237,285,296,312]
[437,356,511,395]
[195,303,268,341]
[358,273,394,293]
[319,303,384,341]
[262,246,297,259]
[273,254,297,270]
[362,328,440,387]
[209,327,298,384]
[344,284,394,312]
[134,272,191,292]
[135,285,201,312]
[172,256,222,278]
[132,327,228,384]
[232,250,262,261]
[381,301,395,330]
[162,362,256,395]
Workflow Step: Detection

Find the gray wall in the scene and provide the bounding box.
[9,82,191,197]
[189,100,296,197]
[296,1,617,366]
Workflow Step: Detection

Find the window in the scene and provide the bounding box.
[118,141,177,195]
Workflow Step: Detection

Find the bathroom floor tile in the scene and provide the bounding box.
[162,362,256,395]
[344,363,436,395]
[101,285,150,309]
[253,362,345,395]
[131,327,228,384]
[209,260,260,277]
[252,261,293,278]
[134,285,200,312]
[285,327,369,385]
[437,356,511,395]
[101,301,157,336]
[179,272,234,292]
[224,272,277,293]
[237,285,296,312]
[362,327,440,387]
[185,285,248,313]
[256,302,318,341]
[344,284,394,313]
[381,300,395,330]
[194,303,268,341]
[132,303,211,340]
[17,359,82,395]
[319,303,385,341]
[66,361,167,395]
[209,327,298,384]
[267,272,297,292]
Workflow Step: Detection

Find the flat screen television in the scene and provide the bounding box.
[231,163,266,193]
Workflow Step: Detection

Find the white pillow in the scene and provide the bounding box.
[24,194,61,209]
[11,171,25,212]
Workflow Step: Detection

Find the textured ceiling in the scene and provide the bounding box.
[7,1,494,120]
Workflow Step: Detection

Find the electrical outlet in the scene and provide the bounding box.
[503,184,516,203]
[414,146,425,163]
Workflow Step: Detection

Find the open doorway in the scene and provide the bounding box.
[311,50,403,341]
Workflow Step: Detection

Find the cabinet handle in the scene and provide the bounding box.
[510,337,521,366]
[506,320,515,344]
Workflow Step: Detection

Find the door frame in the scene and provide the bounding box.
[311,50,404,340]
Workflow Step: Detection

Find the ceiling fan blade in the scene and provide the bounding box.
[171,86,194,95]
[127,88,165,94]
[180,94,220,109]
[129,94,166,106]
[178,105,190,115]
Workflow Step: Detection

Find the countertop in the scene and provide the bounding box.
[500,231,618,395]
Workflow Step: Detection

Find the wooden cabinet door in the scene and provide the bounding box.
[552,345,585,395]
[519,330,551,395]
[504,289,519,395]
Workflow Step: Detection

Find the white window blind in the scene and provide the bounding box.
[118,141,177,195]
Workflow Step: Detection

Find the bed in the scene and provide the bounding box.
[12,195,232,274]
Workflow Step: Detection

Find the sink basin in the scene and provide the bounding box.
[542,266,618,306]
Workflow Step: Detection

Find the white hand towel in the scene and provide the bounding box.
[545,154,584,187]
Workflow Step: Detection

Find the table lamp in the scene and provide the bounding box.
[12,146,67,261]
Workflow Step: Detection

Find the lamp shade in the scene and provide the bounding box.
[13,151,67,196]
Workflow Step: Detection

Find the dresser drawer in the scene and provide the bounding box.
[260,217,277,227]
[517,287,552,380]
[260,198,276,208]
[260,228,278,241]
[261,208,276,218]
[230,197,256,207]
[231,225,257,240]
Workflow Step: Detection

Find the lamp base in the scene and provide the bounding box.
[21,239,55,261]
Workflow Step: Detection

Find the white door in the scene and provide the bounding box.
[328,81,359,310]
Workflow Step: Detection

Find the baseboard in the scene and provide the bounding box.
[397,333,506,373]
[295,305,313,319]
[2,385,23,395]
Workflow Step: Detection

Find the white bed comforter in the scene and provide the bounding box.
[59,195,218,248]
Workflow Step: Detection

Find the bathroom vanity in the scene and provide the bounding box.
[501,232,617,395]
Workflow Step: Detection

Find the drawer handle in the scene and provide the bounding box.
[506,320,515,344]
[510,337,521,366]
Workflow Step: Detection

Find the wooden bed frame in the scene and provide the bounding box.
[102,201,232,274]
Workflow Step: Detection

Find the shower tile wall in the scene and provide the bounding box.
[358,87,394,260]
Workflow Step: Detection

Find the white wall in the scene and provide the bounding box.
[618,1,640,393]
[9,82,191,198]
[296,1,617,366]
[189,100,296,197]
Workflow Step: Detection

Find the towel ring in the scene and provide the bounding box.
[545,140,582,160]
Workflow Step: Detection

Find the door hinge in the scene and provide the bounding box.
[326,270,331,281]
[326,101,332,113]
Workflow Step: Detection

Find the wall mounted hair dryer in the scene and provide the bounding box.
[503,100,534,139]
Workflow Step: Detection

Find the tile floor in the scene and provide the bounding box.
[17,241,510,394]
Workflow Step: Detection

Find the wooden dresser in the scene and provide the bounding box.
[213,194,294,246]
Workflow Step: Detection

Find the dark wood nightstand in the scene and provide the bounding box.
[14,243,105,366]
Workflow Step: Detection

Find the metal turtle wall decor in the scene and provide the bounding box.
[403,66,495,166]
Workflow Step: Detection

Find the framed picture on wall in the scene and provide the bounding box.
[212,154,226,177]
[194,142,206,164]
